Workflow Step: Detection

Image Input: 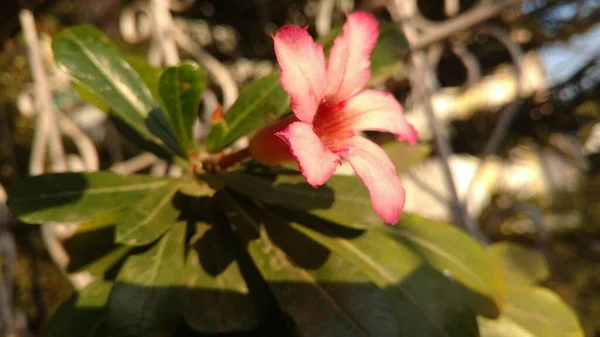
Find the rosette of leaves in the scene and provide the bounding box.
[6,24,583,337]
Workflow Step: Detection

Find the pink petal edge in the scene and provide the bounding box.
[343,89,419,145]
[344,137,405,224]
[324,11,379,102]
[273,25,327,123]
[276,122,341,187]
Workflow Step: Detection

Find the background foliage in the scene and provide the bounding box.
[0,0,599,336]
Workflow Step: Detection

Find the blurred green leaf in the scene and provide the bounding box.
[52,25,183,158]
[107,222,187,337]
[159,62,206,153]
[206,72,290,153]
[487,242,549,285]
[479,243,584,337]
[320,21,408,85]
[216,192,399,337]
[382,142,431,174]
[45,281,112,337]
[114,181,180,246]
[478,287,583,337]
[177,175,215,197]
[123,53,160,98]
[7,172,172,224]
[181,218,260,333]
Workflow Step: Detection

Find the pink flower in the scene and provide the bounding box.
[249,12,418,224]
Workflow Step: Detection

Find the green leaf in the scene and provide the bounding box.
[159,61,206,153]
[181,218,260,333]
[479,243,584,337]
[45,280,112,337]
[320,21,408,85]
[284,211,502,336]
[114,181,180,246]
[64,225,132,276]
[107,222,187,337]
[123,54,160,99]
[381,215,505,310]
[478,287,583,337]
[382,141,431,174]
[487,242,549,285]
[206,72,290,152]
[222,173,381,229]
[177,175,215,197]
[7,172,173,224]
[216,192,399,337]
[52,25,183,158]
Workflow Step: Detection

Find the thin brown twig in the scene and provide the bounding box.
[389,0,489,243]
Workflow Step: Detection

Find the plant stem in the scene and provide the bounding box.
[217,147,251,170]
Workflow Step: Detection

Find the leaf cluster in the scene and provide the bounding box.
[6,22,583,337]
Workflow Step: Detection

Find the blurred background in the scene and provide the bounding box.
[1,0,600,336]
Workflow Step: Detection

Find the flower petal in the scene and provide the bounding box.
[274,25,327,123]
[276,122,341,187]
[343,90,418,145]
[344,137,405,224]
[325,12,378,102]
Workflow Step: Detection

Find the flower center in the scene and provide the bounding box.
[312,100,355,152]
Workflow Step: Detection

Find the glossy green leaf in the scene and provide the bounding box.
[381,215,505,310]
[52,25,183,157]
[159,62,206,153]
[107,222,187,337]
[478,287,583,337]
[284,211,502,336]
[123,54,160,98]
[181,219,260,333]
[487,242,549,285]
[320,21,408,85]
[7,172,173,224]
[206,72,290,152]
[45,281,112,337]
[216,192,399,337]
[114,180,180,246]
[222,173,381,228]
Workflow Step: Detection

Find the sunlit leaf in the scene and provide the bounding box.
[284,211,502,336]
[114,181,180,246]
[478,287,583,337]
[45,281,112,337]
[206,72,290,153]
[7,172,173,224]
[479,243,584,337]
[52,25,183,157]
[123,53,160,98]
[222,173,382,228]
[159,61,206,153]
[487,242,549,285]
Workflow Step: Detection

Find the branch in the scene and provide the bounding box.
[149,0,180,66]
[388,0,489,243]
[20,10,67,175]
